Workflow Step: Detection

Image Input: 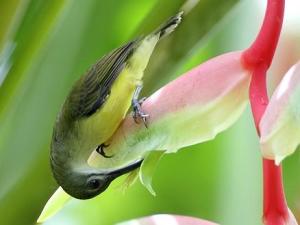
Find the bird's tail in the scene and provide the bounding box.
[153,11,183,39]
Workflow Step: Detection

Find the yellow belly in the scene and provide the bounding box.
[79,67,141,149]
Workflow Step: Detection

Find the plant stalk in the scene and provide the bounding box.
[242,0,287,224]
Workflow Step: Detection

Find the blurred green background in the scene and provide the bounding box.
[1,0,300,225]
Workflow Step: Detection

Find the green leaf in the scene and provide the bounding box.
[37,187,71,224]
[0,0,26,50]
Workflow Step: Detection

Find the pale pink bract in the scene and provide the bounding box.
[88,51,251,172]
[117,214,219,225]
[260,61,300,164]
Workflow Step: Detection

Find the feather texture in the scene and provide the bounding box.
[64,40,139,120]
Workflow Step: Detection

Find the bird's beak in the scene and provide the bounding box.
[106,159,143,179]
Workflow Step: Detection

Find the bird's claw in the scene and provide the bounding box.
[132,84,149,128]
[139,97,147,105]
[132,100,149,128]
[96,143,113,158]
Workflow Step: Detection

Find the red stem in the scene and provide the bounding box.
[248,64,269,134]
[263,159,288,225]
[242,0,287,225]
[243,0,284,69]
[250,65,288,225]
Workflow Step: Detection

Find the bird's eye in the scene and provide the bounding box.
[87,179,100,190]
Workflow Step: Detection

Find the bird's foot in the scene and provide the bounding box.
[132,85,149,128]
[132,98,149,128]
[96,143,113,158]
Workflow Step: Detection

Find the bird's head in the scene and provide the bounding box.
[52,160,142,200]
[50,124,143,199]
[58,171,111,199]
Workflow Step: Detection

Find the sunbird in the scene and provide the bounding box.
[50,12,183,199]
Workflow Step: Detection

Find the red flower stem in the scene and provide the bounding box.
[242,0,286,224]
[243,0,284,69]
[248,64,269,133]
[250,66,288,224]
[263,159,288,224]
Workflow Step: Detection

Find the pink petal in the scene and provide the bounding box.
[260,61,300,164]
[117,214,219,225]
[88,51,251,168]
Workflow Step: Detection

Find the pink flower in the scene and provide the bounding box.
[260,61,300,165]
[117,214,218,225]
[88,52,251,193]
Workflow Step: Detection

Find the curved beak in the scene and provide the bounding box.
[105,159,143,180]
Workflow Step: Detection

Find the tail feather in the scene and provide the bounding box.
[153,11,183,39]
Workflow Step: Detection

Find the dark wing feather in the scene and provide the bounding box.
[64,40,139,120]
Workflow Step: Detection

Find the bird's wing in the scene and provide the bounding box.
[64,40,139,119]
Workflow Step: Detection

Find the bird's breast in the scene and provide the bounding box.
[77,68,141,154]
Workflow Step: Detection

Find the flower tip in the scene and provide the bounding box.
[287,208,298,225]
[259,60,300,163]
[275,155,285,166]
[263,208,298,225]
[139,151,164,196]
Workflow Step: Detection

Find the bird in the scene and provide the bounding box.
[50,12,183,199]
